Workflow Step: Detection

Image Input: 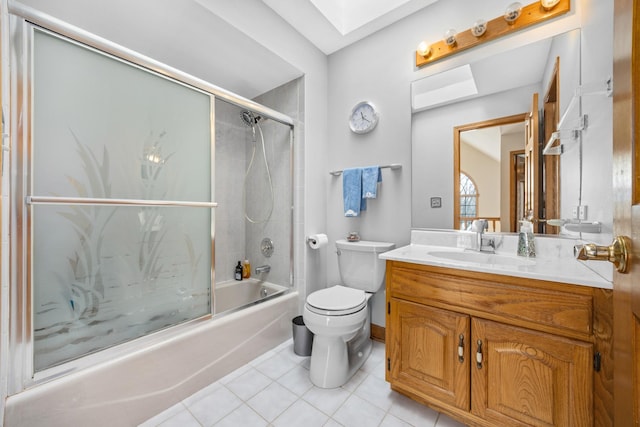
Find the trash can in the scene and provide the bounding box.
[292,315,313,356]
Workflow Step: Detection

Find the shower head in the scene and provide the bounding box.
[241,110,262,127]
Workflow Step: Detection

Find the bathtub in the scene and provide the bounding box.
[214,279,288,314]
[3,288,298,427]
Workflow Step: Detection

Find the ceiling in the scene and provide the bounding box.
[260,0,441,54]
[16,0,560,105]
[18,0,445,100]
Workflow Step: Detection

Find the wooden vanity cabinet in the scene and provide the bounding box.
[388,299,471,410]
[385,260,613,427]
[471,318,592,426]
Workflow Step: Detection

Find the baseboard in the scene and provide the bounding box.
[370,323,385,343]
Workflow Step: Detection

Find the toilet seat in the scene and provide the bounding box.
[306,285,366,316]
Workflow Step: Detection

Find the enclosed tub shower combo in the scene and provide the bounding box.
[2,4,297,425]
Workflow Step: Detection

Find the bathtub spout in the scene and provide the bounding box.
[255,265,271,274]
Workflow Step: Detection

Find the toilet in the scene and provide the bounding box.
[303,239,395,388]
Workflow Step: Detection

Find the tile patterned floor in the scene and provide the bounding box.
[139,339,468,427]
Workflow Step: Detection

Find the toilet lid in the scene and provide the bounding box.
[306,285,366,315]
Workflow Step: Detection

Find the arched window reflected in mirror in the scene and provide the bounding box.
[459,172,478,230]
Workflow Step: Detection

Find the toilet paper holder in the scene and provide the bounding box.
[306,234,328,249]
[306,236,321,245]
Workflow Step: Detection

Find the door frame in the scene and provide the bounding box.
[453,113,527,231]
[509,150,526,233]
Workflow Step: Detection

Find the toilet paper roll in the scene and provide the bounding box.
[308,234,328,249]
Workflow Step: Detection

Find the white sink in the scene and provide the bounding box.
[427,250,535,267]
[378,230,613,289]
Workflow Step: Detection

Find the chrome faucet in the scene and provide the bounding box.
[255,265,271,274]
[472,219,495,253]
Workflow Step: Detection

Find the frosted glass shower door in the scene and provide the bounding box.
[29,29,214,372]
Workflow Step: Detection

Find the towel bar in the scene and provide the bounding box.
[329,163,402,176]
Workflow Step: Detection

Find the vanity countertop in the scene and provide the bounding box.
[380,230,613,290]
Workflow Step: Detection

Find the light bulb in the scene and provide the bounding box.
[471,19,487,37]
[417,41,431,57]
[504,2,523,24]
[540,0,560,10]
[444,29,457,47]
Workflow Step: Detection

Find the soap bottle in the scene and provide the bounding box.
[234,261,243,281]
[517,220,536,258]
[242,259,251,279]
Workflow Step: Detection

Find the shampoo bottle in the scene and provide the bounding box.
[234,261,243,281]
[243,259,251,279]
[517,220,536,257]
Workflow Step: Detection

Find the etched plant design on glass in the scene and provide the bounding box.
[138,131,203,301]
[138,131,173,291]
[31,28,213,371]
[54,130,116,322]
[34,129,209,370]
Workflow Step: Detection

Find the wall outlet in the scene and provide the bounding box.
[430,197,442,208]
[578,205,588,220]
[572,206,579,219]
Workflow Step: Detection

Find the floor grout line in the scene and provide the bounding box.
[142,339,467,427]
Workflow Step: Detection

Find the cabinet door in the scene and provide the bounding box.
[388,299,470,410]
[471,318,593,426]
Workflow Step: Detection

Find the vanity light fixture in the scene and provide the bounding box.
[444,29,457,46]
[415,0,570,68]
[504,2,523,24]
[540,0,561,10]
[417,41,431,57]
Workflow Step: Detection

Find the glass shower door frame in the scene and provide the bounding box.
[9,19,218,386]
[5,5,293,393]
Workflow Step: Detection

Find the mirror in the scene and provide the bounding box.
[411,29,581,233]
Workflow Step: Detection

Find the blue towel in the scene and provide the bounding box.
[362,166,382,199]
[343,168,366,217]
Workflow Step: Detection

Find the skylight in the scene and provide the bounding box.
[309,0,413,35]
[411,64,479,111]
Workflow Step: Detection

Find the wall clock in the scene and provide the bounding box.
[349,101,379,134]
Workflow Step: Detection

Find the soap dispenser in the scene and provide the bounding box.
[517,220,536,258]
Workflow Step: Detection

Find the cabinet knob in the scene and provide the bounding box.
[458,334,465,363]
[476,340,483,369]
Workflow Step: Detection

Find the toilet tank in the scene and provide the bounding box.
[336,239,396,292]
